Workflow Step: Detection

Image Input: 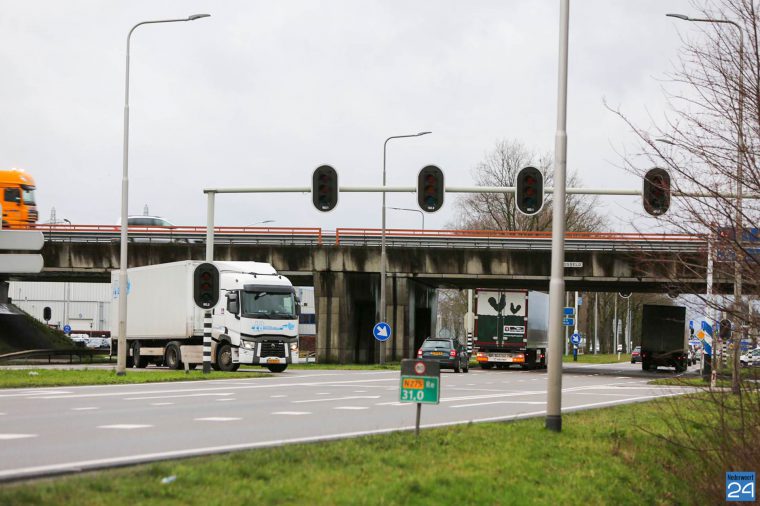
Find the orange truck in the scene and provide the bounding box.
[0,169,38,229]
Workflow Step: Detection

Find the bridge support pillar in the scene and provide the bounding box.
[313,271,348,363]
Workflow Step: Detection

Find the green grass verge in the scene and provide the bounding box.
[562,353,631,364]
[0,369,270,388]
[287,362,401,370]
[0,396,701,505]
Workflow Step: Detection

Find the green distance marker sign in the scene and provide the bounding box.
[399,359,440,405]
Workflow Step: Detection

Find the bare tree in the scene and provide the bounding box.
[612,0,759,499]
[450,139,607,232]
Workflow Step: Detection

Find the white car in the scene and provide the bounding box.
[739,348,760,367]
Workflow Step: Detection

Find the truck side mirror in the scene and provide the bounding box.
[226,292,239,316]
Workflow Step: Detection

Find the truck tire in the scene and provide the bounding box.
[131,341,149,369]
[642,361,649,372]
[164,343,182,370]
[216,343,239,372]
[267,364,288,373]
[480,363,493,370]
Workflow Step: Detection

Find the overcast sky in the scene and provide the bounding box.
[1,0,700,231]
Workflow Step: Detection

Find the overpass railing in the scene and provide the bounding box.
[33,224,324,246]
[334,228,706,252]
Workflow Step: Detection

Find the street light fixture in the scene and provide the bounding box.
[247,220,275,226]
[666,12,745,393]
[116,13,211,376]
[387,206,425,230]
[379,131,431,365]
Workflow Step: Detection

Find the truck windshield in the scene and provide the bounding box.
[241,291,296,319]
[21,186,36,205]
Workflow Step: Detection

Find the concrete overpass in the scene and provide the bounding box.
[4,225,719,363]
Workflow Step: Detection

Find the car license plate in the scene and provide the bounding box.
[431,351,443,356]
[266,358,281,364]
[402,378,424,389]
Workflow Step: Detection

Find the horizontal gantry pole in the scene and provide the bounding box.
[203,186,759,198]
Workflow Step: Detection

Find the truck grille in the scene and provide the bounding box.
[260,341,286,358]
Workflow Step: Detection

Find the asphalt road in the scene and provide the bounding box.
[0,365,692,482]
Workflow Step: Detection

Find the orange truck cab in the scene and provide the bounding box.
[0,169,38,229]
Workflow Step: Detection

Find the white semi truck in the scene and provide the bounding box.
[110,260,300,373]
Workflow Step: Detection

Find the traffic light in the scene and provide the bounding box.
[193,262,220,309]
[417,165,445,212]
[515,166,544,215]
[312,165,338,212]
[643,168,671,216]
[719,319,732,340]
[43,307,51,322]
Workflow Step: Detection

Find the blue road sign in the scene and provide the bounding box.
[689,320,694,330]
[63,324,71,334]
[373,322,391,342]
[571,333,581,345]
[562,317,574,326]
[577,296,582,306]
[563,307,574,316]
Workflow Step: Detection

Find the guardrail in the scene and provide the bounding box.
[30,224,706,252]
[0,348,111,364]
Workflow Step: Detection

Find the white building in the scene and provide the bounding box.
[8,281,111,332]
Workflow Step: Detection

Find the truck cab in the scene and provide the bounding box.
[1,169,38,229]
[214,262,299,372]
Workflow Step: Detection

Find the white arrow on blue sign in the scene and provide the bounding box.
[373,322,392,342]
[63,324,71,334]
[571,333,581,345]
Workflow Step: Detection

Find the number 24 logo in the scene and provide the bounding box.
[727,481,755,500]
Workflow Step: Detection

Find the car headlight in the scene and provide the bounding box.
[290,343,299,352]
[241,341,255,350]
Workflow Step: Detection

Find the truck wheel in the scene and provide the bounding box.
[480,363,493,370]
[267,364,288,373]
[642,361,649,372]
[131,341,149,368]
[216,343,239,372]
[164,343,182,370]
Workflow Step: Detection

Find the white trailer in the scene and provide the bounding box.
[110,260,299,372]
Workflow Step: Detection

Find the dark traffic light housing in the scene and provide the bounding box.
[515,166,544,215]
[643,168,671,216]
[193,262,220,309]
[43,306,51,322]
[719,319,732,340]
[312,165,338,212]
[417,165,445,212]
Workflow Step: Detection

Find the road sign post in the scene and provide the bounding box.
[400,359,440,437]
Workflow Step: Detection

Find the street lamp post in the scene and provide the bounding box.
[116,13,211,376]
[666,13,745,393]
[247,220,275,226]
[387,206,425,230]
[379,131,431,365]
[545,0,570,432]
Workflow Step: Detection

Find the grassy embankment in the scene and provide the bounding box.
[0,369,269,388]
[561,353,631,364]
[0,395,706,505]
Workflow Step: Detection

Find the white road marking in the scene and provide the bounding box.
[151,402,174,406]
[353,390,367,393]
[216,398,235,402]
[272,411,311,415]
[293,395,381,404]
[0,390,72,399]
[334,406,369,410]
[316,392,331,395]
[126,393,234,401]
[0,412,5,416]
[195,417,242,422]
[376,401,405,406]
[270,395,287,398]
[97,424,152,430]
[0,434,36,440]
[451,400,546,408]
[71,407,98,411]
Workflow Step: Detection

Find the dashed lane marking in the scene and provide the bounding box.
[150,403,173,406]
[272,411,311,415]
[293,396,381,404]
[97,424,152,430]
[71,407,98,411]
[195,417,242,422]
[216,398,235,402]
[126,393,234,401]
[0,434,36,440]
[270,395,287,398]
[334,406,369,410]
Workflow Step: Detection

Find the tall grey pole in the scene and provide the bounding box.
[379,132,431,365]
[594,293,598,354]
[116,14,210,376]
[206,191,215,262]
[613,295,618,353]
[545,0,570,432]
[666,13,744,392]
